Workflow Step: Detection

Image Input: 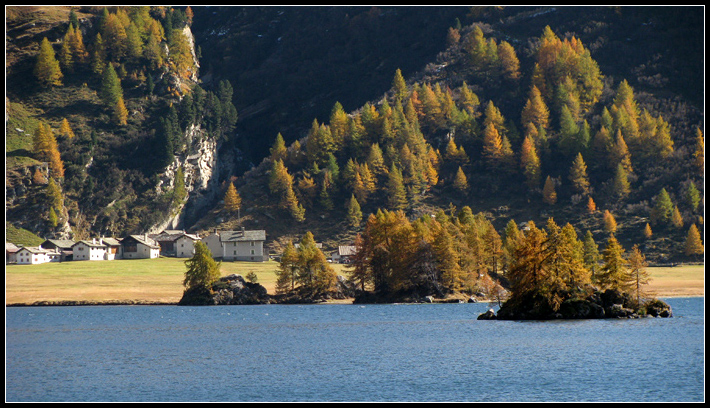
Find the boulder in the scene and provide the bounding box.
[477,309,497,320]
[645,299,673,317]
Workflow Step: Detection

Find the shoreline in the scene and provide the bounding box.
[6,294,704,307]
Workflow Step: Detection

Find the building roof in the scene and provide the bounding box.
[73,240,107,248]
[218,230,266,242]
[18,246,59,255]
[6,242,21,253]
[337,245,357,256]
[124,235,161,249]
[102,237,121,246]
[41,239,76,249]
[151,230,201,242]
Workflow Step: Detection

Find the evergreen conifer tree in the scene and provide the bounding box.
[100,63,123,107]
[386,164,408,211]
[569,153,590,195]
[627,245,650,309]
[651,188,674,225]
[597,235,630,291]
[643,223,653,239]
[453,166,469,194]
[603,210,617,234]
[346,194,363,228]
[224,182,242,214]
[542,176,557,205]
[34,37,63,87]
[684,224,704,256]
[183,242,221,290]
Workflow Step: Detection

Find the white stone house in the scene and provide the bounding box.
[102,238,122,260]
[120,235,161,259]
[72,239,108,261]
[15,246,60,264]
[175,233,201,257]
[203,228,267,261]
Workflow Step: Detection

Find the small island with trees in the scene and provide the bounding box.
[177,207,674,320]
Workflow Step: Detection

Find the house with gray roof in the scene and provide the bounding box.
[40,239,76,261]
[149,230,201,258]
[120,235,160,259]
[203,228,267,261]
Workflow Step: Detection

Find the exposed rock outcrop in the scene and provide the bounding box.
[478,288,673,320]
[178,274,271,306]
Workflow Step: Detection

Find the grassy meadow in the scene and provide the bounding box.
[5,257,352,305]
[5,258,703,305]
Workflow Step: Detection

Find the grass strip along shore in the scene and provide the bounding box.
[5,258,704,306]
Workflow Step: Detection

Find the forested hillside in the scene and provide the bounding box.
[189,6,704,266]
[5,6,704,267]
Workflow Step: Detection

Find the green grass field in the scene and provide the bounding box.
[5,258,703,305]
[5,257,353,304]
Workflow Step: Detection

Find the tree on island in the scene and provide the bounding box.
[183,241,221,291]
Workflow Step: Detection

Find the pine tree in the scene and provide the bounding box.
[46,177,63,211]
[183,241,221,290]
[367,143,388,177]
[569,153,590,195]
[59,28,74,72]
[611,163,631,200]
[627,245,650,309]
[498,40,520,80]
[296,232,336,296]
[587,196,597,213]
[693,127,704,175]
[392,68,407,103]
[671,205,684,229]
[651,188,674,225]
[643,223,653,239]
[48,207,59,228]
[270,133,287,162]
[611,129,633,173]
[453,166,469,194]
[224,182,242,214]
[597,235,630,291]
[91,32,106,74]
[557,105,580,156]
[521,86,550,131]
[113,96,129,125]
[603,210,617,234]
[582,230,601,281]
[100,63,123,107]
[684,224,704,256]
[34,37,63,87]
[276,242,299,294]
[458,81,480,116]
[59,118,75,139]
[346,194,363,228]
[386,164,408,211]
[483,122,503,165]
[520,136,541,190]
[542,176,557,205]
[685,181,700,212]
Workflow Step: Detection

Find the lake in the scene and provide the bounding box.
[5,297,704,402]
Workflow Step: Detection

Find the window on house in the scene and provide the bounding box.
[251,249,255,255]
[251,242,255,246]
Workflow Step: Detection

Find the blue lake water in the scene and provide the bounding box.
[5,297,704,402]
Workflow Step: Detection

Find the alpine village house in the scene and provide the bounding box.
[6,229,268,265]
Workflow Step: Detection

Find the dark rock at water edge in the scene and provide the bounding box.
[178,274,272,305]
[478,288,673,320]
